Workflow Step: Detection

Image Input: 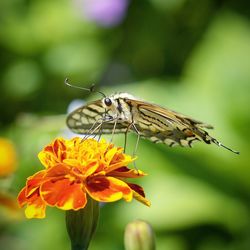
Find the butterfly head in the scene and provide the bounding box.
[102,93,135,108]
[101,93,135,120]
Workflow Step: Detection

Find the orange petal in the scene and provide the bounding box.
[38,138,67,168]
[107,155,135,173]
[86,176,132,203]
[25,170,46,197]
[17,187,27,207]
[18,187,47,219]
[40,179,87,210]
[105,147,118,164]
[45,163,70,178]
[53,138,69,161]
[109,167,147,178]
[63,159,81,167]
[81,161,99,177]
[38,150,59,168]
[109,148,125,163]
[24,192,47,219]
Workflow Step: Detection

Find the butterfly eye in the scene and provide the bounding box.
[104,98,112,106]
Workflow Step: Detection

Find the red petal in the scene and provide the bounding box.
[127,183,150,207]
[127,183,145,197]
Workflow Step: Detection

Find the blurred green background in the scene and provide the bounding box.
[0,0,250,249]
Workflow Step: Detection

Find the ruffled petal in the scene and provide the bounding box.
[17,187,27,207]
[109,167,147,178]
[24,192,46,219]
[41,179,87,210]
[18,187,47,219]
[38,138,67,168]
[107,155,135,172]
[86,176,132,202]
[25,170,46,197]
[45,163,70,178]
[109,147,126,163]
[38,150,59,169]
[105,147,118,164]
[128,183,150,207]
[83,161,99,177]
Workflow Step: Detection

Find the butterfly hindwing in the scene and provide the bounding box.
[125,99,214,147]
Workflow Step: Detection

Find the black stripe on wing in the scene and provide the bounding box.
[131,122,201,147]
[67,100,128,134]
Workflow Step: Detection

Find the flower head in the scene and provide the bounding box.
[18,137,150,218]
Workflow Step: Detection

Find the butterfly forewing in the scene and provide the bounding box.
[67,99,128,134]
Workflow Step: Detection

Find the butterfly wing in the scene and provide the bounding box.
[66,96,238,154]
[66,100,128,134]
[125,99,238,153]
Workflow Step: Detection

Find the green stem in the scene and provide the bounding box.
[66,199,100,250]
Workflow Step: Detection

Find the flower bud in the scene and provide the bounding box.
[124,220,155,250]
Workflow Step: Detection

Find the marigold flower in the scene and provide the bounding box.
[18,137,150,219]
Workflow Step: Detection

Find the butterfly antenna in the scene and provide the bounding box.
[65,78,106,98]
[211,138,240,154]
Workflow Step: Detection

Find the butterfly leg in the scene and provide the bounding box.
[131,124,141,156]
[131,123,141,172]
[96,121,104,141]
[124,123,133,153]
[109,118,118,143]
[83,114,113,141]
[82,118,103,140]
[93,114,110,141]
[82,122,103,141]
[93,121,104,141]
[124,132,128,153]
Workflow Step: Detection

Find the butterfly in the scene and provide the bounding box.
[66,89,239,154]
